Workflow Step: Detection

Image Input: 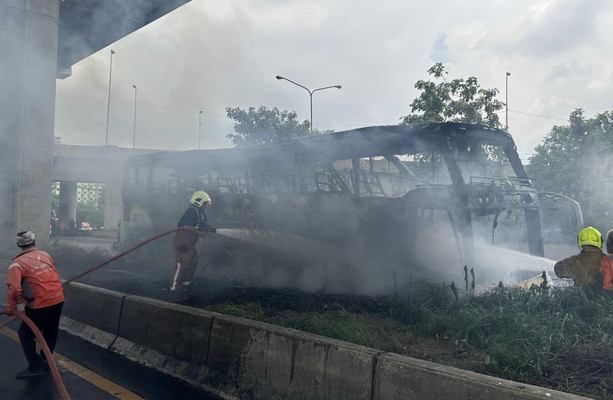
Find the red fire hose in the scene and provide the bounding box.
[0,309,70,400]
[63,227,184,284]
[0,226,189,399]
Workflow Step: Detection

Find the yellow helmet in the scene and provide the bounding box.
[190,191,211,207]
[578,226,602,248]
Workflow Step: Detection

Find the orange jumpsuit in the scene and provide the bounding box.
[600,255,613,291]
[6,248,64,370]
[6,248,64,312]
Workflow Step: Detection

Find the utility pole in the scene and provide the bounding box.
[198,111,203,149]
[505,72,511,130]
[132,84,137,148]
[105,49,115,146]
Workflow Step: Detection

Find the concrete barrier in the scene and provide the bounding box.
[62,283,124,333]
[60,283,592,400]
[373,353,578,400]
[61,283,124,347]
[105,295,217,385]
[207,314,378,399]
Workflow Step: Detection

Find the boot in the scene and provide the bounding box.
[15,365,45,379]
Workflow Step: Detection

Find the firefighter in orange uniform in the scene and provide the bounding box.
[4,231,65,378]
[600,229,613,291]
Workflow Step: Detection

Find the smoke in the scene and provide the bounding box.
[207,228,397,295]
[116,124,586,296]
[55,1,248,150]
[7,1,612,300]
[195,189,562,295]
[194,224,565,296]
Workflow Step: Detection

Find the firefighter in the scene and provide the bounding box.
[600,229,613,291]
[4,231,65,378]
[554,226,604,288]
[170,191,213,291]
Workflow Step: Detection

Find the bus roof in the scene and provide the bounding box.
[126,123,514,169]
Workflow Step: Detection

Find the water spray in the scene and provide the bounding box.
[212,228,342,258]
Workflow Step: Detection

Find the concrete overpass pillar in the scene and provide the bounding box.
[58,181,77,231]
[0,0,59,246]
[104,181,123,232]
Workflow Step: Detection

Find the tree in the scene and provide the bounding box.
[528,108,613,229]
[401,64,508,178]
[226,106,312,146]
[401,63,504,128]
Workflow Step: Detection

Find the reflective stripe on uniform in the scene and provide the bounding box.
[8,263,22,271]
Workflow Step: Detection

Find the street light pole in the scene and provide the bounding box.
[198,111,203,149]
[132,84,137,149]
[105,49,115,146]
[505,72,511,130]
[276,75,341,132]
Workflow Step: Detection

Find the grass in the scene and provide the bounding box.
[207,302,266,320]
[208,283,613,399]
[207,301,408,352]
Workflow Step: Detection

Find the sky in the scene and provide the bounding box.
[54,0,613,162]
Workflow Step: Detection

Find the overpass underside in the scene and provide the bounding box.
[57,0,190,78]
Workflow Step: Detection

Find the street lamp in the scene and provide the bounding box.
[198,111,203,149]
[105,49,115,146]
[505,72,511,130]
[276,75,341,132]
[132,84,137,149]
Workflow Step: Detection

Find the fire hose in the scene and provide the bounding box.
[0,309,70,400]
[0,225,216,399]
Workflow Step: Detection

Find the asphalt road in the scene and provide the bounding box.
[0,319,221,400]
[0,236,224,400]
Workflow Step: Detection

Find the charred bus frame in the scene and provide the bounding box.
[121,123,581,269]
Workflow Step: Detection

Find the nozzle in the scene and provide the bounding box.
[198,226,216,233]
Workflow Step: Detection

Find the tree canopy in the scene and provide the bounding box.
[528,108,613,229]
[401,63,504,129]
[226,106,311,146]
[400,64,508,175]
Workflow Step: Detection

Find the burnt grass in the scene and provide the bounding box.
[49,244,613,400]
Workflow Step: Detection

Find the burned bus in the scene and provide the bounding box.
[119,123,581,291]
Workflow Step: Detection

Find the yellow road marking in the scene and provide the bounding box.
[0,326,145,400]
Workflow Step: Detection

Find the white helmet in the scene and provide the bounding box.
[190,191,211,207]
